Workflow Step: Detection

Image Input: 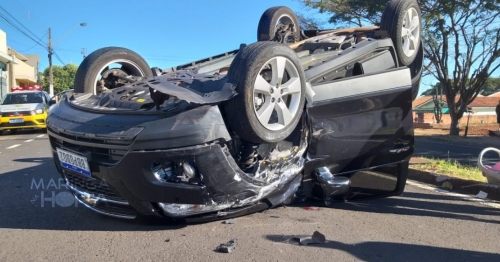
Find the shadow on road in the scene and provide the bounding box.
[264,235,500,262]
[2,157,499,232]
[328,190,500,225]
[0,157,184,231]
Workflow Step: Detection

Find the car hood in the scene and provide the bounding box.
[0,103,40,112]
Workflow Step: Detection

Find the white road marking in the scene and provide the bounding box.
[6,144,20,149]
[24,139,34,143]
[37,134,45,138]
[407,180,500,209]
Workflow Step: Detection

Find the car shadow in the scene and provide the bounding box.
[263,235,500,262]
[0,157,185,231]
[314,190,500,225]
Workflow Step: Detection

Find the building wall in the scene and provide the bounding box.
[12,60,37,86]
[0,29,10,98]
[413,112,498,125]
[7,48,38,89]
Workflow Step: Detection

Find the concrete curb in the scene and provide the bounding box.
[408,167,500,202]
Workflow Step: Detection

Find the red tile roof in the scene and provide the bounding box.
[413,95,500,108]
[412,96,433,107]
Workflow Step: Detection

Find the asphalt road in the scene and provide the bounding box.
[0,130,499,262]
[414,136,500,166]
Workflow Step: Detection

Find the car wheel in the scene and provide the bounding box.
[74,47,153,95]
[380,0,422,66]
[409,40,424,100]
[224,42,306,144]
[257,6,301,44]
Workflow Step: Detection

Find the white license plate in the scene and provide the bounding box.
[56,148,91,176]
[9,118,24,123]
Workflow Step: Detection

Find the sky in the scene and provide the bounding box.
[0,0,432,94]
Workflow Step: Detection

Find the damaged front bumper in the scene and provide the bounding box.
[47,98,306,221]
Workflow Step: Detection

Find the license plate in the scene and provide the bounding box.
[56,148,91,177]
[9,118,24,123]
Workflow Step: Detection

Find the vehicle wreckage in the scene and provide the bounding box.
[47,0,423,222]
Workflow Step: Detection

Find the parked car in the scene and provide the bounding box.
[0,90,51,134]
[47,0,423,223]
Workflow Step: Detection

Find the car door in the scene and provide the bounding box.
[305,67,414,200]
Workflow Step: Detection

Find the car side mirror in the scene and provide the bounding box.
[48,98,57,106]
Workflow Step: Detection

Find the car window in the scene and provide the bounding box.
[1,93,44,105]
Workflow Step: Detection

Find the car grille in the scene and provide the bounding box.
[1,111,32,117]
[0,121,36,127]
[63,169,127,203]
[49,136,127,165]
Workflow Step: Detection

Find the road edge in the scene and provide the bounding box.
[408,161,500,201]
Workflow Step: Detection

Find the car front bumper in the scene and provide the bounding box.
[47,100,304,220]
[0,114,47,130]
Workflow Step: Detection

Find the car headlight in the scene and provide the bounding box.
[32,104,44,115]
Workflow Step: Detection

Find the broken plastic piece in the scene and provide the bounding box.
[215,239,236,253]
[222,219,236,224]
[476,191,488,199]
[303,206,319,210]
[298,231,326,246]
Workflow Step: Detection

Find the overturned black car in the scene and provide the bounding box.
[47,0,423,222]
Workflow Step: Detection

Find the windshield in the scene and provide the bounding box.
[1,93,44,105]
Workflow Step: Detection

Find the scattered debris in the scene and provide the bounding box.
[164,238,170,242]
[295,231,326,246]
[303,206,319,211]
[270,215,280,218]
[222,219,236,224]
[215,239,236,253]
[476,191,488,199]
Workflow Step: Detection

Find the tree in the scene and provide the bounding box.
[299,0,500,135]
[421,87,436,96]
[479,77,500,96]
[41,64,78,94]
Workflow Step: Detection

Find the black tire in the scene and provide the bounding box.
[223,42,306,144]
[409,40,424,100]
[380,0,422,66]
[74,47,153,94]
[257,6,300,43]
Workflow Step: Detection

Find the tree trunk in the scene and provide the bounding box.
[449,116,460,136]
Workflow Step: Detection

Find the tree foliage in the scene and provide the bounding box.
[299,0,500,135]
[299,0,388,27]
[479,78,500,96]
[41,64,78,94]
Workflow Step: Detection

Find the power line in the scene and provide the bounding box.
[0,12,47,50]
[53,51,65,65]
[0,6,46,46]
[17,32,48,52]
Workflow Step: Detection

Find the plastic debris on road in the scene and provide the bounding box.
[215,239,236,253]
[222,219,236,224]
[294,231,326,246]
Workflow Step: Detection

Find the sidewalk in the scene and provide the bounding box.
[408,157,500,201]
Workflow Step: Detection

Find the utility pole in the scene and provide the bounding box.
[48,28,54,96]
